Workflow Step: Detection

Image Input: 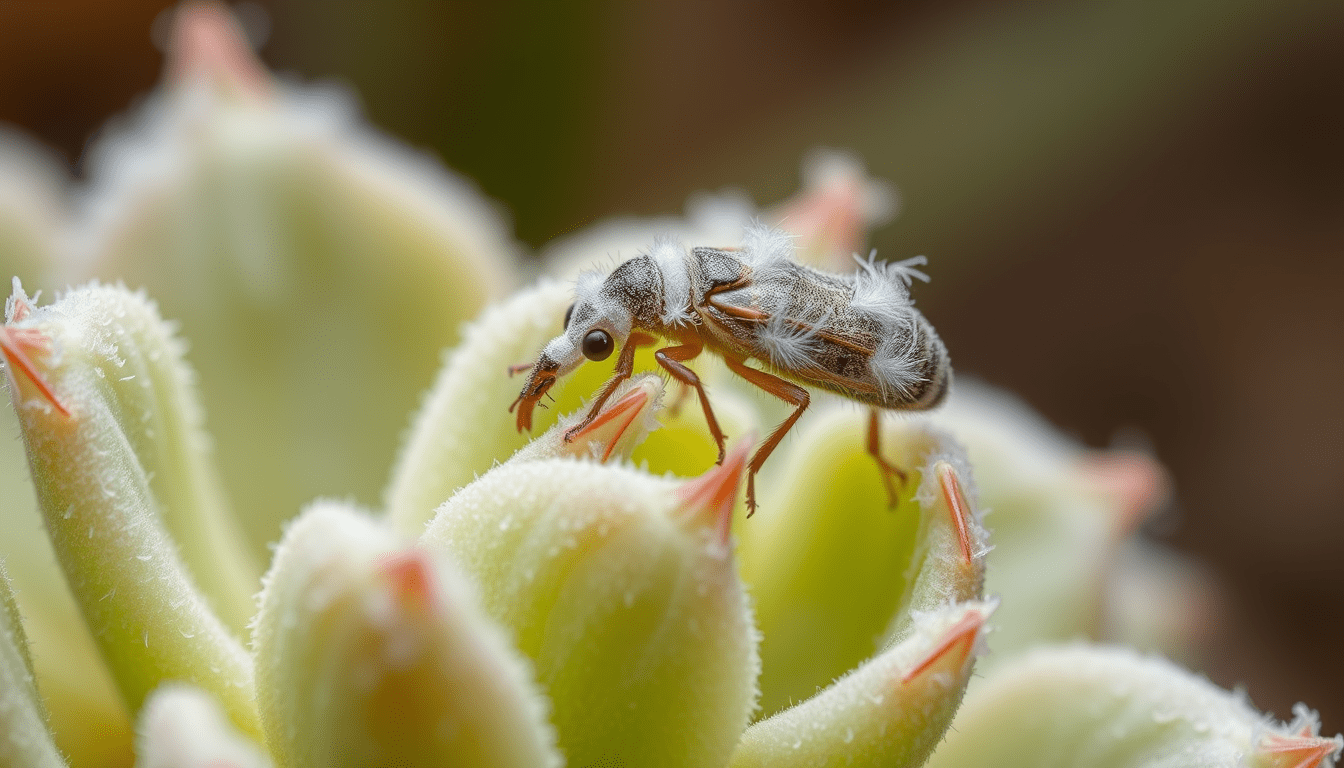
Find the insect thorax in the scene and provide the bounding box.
[602,252,694,334]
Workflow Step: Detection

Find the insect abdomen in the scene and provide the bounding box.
[764,283,949,411]
[875,313,949,410]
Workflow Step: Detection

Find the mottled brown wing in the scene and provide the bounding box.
[695,263,895,407]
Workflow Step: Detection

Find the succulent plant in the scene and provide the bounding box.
[0,4,1336,768]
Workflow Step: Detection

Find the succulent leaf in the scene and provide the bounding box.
[253,502,561,768]
[135,684,271,768]
[738,402,987,717]
[925,644,1343,768]
[3,282,259,737]
[731,600,996,768]
[0,564,68,768]
[74,1,518,555]
[422,458,760,768]
[385,279,573,534]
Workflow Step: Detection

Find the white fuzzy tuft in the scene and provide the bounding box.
[757,298,830,371]
[852,250,927,328]
[853,250,930,287]
[741,223,795,263]
[739,223,796,285]
[569,266,634,341]
[869,317,926,400]
[647,237,695,327]
[574,268,605,306]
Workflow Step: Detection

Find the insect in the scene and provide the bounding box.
[510,225,951,515]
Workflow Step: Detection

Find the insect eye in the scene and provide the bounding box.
[563,302,575,329]
[581,329,613,361]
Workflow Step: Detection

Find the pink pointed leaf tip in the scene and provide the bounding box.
[166,1,270,98]
[936,463,975,566]
[377,551,437,610]
[677,435,752,543]
[570,386,651,462]
[900,610,985,685]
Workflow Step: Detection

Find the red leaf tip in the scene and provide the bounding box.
[0,323,70,418]
[377,551,437,609]
[568,383,652,463]
[1259,730,1343,768]
[1077,449,1171,535]
[900,608,986,685]
[678,435,753,544]
[936,462,975,566]
[165,1,270,98]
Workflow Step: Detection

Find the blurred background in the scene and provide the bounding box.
[1,0,1340,731]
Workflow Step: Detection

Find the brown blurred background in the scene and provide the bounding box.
[2,0,1341,729]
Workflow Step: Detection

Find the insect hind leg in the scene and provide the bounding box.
[654,341,727,464]
[867,408,909,509]
[724,356,810,516]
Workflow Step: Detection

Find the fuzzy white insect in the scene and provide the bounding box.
[511,224,951,514]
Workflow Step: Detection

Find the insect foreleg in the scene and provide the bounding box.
[654,341,727,465]
[866,408,908,509]
[724,356,810,516]
[563,331,657,443]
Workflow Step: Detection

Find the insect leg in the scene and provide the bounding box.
[563,331,657,443]
[723,356,809,516]
[867,408,909,509]
[706,297,769,322]
[654,341,727,465]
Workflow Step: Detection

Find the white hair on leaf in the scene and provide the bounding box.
[646,236,695,327]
